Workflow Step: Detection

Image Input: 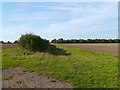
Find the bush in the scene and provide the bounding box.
[19,33,50,52]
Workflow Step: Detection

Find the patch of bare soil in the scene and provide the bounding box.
[2,67,72,88]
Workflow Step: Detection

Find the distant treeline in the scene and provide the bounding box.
[51,38,120,43]
[0,40,18,44]
[1,38,120,44]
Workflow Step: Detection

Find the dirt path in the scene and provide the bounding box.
[2,67,72,88]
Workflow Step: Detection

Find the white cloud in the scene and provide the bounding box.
[36,3,117,40]
[36,5,72,11]
[41,3,117,32]
[2,2,118,41]
[6,12,65,22]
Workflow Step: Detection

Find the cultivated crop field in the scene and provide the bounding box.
[2,43,119,88]
[63,43,118,56]
[2,44,18,49]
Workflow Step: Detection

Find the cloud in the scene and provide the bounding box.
[36,5,72,11]
[40,3,117,32]
[5,12,65,22]
[36,3,117,39]
[2,2,118,41]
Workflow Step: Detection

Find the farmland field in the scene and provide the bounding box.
[2,44,18,49]
[63,43,118,56]
[2,43,119,88]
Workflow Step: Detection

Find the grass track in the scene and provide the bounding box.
[2,45,118,88]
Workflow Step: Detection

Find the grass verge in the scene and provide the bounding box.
[2,45,118,88]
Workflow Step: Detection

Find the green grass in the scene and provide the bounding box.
[3,76,13,80]
[0,48,2,69]
[2,45,118,88]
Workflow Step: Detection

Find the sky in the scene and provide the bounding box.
[1,0,119,2]
[2,2,118,42]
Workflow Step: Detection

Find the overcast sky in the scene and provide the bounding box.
[2,2,118,42]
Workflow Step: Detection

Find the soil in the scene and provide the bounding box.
[2,44,18,49]
[2,67,72,88]
[63,43,118,56]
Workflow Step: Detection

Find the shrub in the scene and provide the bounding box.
[18,33,49,52]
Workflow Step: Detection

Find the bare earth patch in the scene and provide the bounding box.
[2,67,72,88]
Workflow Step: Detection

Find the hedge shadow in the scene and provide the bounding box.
[48,45,71,56]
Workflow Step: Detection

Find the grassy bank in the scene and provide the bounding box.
[2,45,118,88]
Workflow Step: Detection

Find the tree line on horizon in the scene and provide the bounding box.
[51,38,120,43]
[0,40,18,44]
[0,38,120,44]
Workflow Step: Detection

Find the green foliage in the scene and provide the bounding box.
[14,40,19,44]
[0,41,4,44]
[3,76,13,80]
[18,33,49,52]
[7,41,12,44]
[51,38,120,43]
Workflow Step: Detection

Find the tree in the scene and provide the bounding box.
[0,41,4,44]
[19,33,50,52]
[57,38,64,43]
[7,41,12,44]
[51,38,119,43]
[51,39,57,43]
[14,40,19,44]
